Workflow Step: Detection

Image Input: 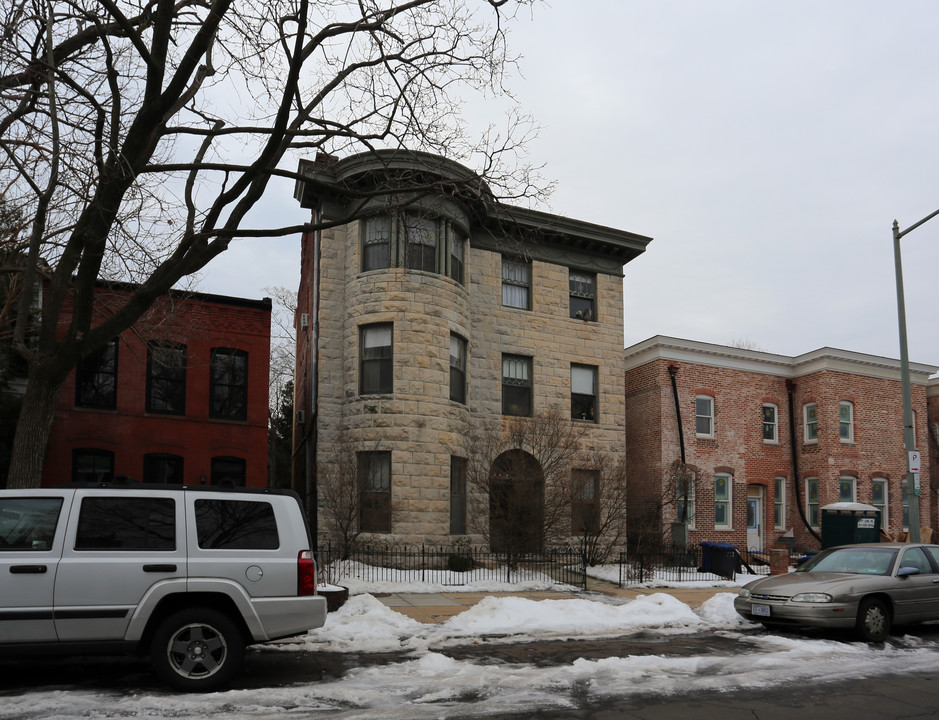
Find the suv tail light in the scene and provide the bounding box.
[298,550,317,596]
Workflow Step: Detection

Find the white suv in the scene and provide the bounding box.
[0,483,327,691]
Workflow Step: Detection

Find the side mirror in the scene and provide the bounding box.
[897,566,921,578]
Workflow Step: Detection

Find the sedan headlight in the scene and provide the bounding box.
[791,592,833,603]
[738,587,751,599]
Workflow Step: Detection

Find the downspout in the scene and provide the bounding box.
[309,216,322,542]
[668,365,686,463]
[668,365,689,537]
[787,380,821,543]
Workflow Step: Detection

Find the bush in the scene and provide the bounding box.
[447,554,474,573]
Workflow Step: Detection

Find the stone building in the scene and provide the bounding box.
[291,150,651,547]
[624,336,938,551]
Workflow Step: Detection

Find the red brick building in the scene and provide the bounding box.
[41,286,271,488]
[624,336,938,551]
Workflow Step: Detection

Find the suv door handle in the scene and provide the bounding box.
[143,564,177,573]
[10,565,47,574]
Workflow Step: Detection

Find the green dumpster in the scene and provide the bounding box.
[820,502,881,549]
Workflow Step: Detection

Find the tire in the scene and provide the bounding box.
[856,597,890,642]
[150,607,245,692]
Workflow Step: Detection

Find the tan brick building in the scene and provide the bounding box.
[292,151,651,546]
[624,336,938,551]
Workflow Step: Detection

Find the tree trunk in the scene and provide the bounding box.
[5,368,64,488]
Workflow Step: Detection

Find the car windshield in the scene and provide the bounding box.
[797,547,898,575]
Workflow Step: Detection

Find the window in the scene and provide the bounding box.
[449,334,467,404]
[75,497,175,550]
[448,230,465,284]
[143,453,184,484]
[146,343,186,415]
[195,499,279,550]
[75,339,118,409]
[211,456,246,487]
[807,477,820,528]
[403,215,437,272]
[502,258,531,310]
[502,355,532,416]
[676,470,696,529]
[774,477,786,529]
[449,456,467,535]
[358,451,391,533]
[361,213,466,285]
[209,348,248,421]
[571,364,597,422]
[762,404,778,443]
[571,469,600,534]
[804,403,818,442]
[0,497,63,551]
[72,448,114,483]
[362,216,392,271]
[714,473,731,528]
[839,476,856,503]
[695,395,714,437]
[360,323,393,395]
[569,271,596,321]
[872,478,888,529]
[839,401,854,442]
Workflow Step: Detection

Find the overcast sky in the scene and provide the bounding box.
[201,1,939,367]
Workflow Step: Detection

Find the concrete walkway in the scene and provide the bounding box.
[372,577,737,623]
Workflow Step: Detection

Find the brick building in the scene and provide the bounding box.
[41,285,271,488]
[291,150,651,546]
[624,336,938,551]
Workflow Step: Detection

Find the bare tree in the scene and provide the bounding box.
[463,408,592,553]
[627,459,704,551]
[317,435,397,558]
[0,0,544,487]
[565,450,629,566]
[264,286,297,414]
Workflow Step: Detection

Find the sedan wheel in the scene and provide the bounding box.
[856,597,890,642]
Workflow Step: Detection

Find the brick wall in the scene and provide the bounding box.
[625,338,936,551]
[42,288,271,488]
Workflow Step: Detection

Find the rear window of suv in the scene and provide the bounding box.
[75,497,176,550]
[195,499,279,550]
[0,497,63,551]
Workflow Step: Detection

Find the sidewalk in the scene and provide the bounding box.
[372,577,736,624]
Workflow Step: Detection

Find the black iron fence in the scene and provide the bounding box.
[316,542,588,589]
[618,544,776,586]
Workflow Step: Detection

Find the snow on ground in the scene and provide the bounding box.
[4,573,939,720]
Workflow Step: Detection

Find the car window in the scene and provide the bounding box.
[75,497,176,550]
[195,499,279,550]
[799,547,897,575]
[925,547,939,570]
[0,497,63,551]
[899,547,934,574]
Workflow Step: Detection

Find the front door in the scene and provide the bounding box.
[747,486,764,551]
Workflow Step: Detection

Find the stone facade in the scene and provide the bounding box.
[292,150,651,545]
[624,337,938,551]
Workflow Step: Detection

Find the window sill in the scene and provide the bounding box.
[763,440,780,446]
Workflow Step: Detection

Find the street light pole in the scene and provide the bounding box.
[892,208,939,544]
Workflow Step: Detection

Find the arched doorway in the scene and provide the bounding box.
[489,449,544,553]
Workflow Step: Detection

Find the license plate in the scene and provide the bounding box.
[751,603,771,617]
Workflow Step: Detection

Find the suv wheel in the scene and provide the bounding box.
[150,608,245,692]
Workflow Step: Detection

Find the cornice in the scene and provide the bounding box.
[624,335,939,385]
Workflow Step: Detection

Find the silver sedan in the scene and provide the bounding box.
[734,543,939,641]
